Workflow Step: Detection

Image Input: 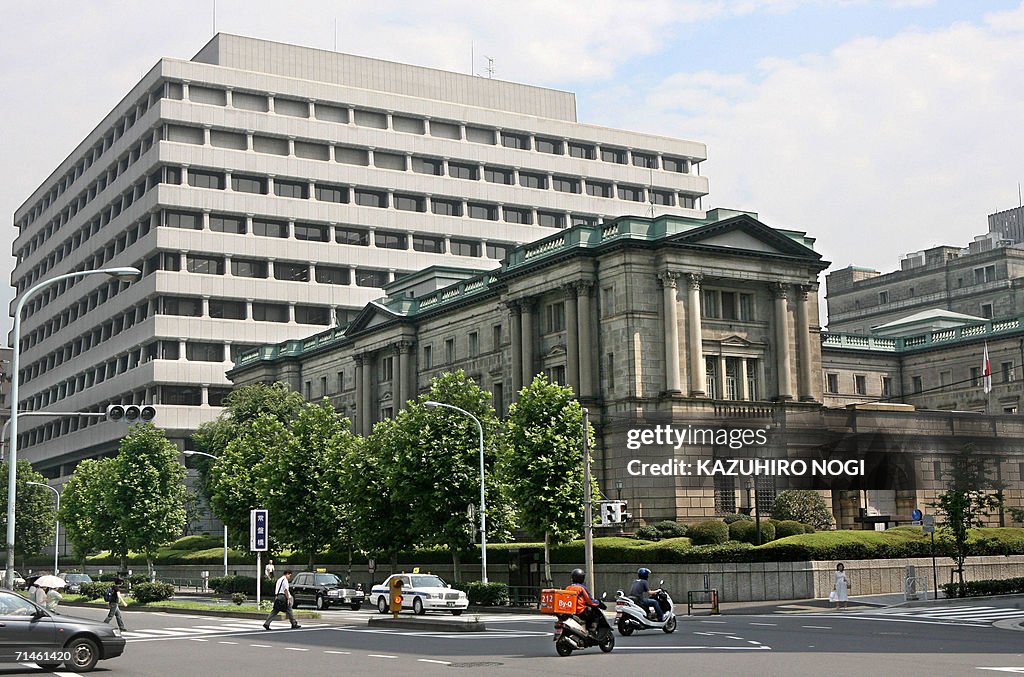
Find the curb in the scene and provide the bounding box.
[994,618,1024,632]
[884,592,1024,609]
[367,616,486,632]
[467,605,538,615]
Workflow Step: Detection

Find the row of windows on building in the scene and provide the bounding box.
[824,360,1018,398]
[869,265,1000,309]
[164,122,700,210]
[164,79,696,171]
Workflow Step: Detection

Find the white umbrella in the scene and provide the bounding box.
[32,575,66,589]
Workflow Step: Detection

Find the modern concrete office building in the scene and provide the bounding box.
[9,34,709,479]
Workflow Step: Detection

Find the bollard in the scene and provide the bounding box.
[710,589,720,615]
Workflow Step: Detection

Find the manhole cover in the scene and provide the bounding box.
[448,662,504,668]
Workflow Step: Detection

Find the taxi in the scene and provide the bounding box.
[370,573,468,615]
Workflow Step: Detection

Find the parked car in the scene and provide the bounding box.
[370,573,468,616]
[290,571,364,610]
[59,572,94,594]
[0,570,26,589]
[0,588,125,671]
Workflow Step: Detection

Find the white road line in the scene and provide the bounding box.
[368,654,398,659]
[802,625,832,629]
[218,641,238,644]
[189,638,208,642]
[325,650,351,654]
[285,647,309,652]
[419,659,453,665]
[750,622,776,626]
[700,620,727,623]
[250,644,272,648]
[831,615,986,627]
[616,646,772,651]
[22,665,85,677]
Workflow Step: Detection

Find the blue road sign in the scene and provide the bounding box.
[911,508,923,521]
[250,509,269,552]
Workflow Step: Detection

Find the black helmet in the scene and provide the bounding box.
[637,567,651,580]
[570,568,585,584]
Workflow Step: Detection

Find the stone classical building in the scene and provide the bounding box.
[228,210,1024,528]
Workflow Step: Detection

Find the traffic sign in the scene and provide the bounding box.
[250,509,269,551]
[911,508,923,521]
[923,514,935,534]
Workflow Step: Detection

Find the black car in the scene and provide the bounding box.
[59,572,94,594]
[0,589,125,672]
[290,572,364,610]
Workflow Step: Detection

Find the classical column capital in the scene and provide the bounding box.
[796,283,817,300]
[502,298,523,313]
[519,295,538,310]
[562,282,578,299]
[657,270,680,288]
[770,281,789,300]
[395,340,414,354]
[686,273,704,290]
[573,280,594,296]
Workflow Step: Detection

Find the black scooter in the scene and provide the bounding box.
[553,596,615,657]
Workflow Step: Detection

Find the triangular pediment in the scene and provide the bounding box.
[546,344,567,358]
[720,335,756,348]
[671,215,822,260]
[345,301,403,335]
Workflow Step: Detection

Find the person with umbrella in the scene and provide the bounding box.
[27,574,65,612]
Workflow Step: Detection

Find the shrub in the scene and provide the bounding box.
[131,582,174,604]
[168,535,221,550]
[96,573,119,582]
[770,490,835,530]
[634,525,661,541]
[635,521,688,541]
[729,520,775,544]
[775,520,807,539]
[231,592,248,605]
[688,520,729,545]
[723,513,753,524]
[78,582,108,600]
[127,573,149,586]
[209,575,275,596]
[463,582,509,606]
[942,577,1024,598]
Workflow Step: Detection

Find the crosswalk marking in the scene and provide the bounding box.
[850,605,1024,626]
[123,619,326,642]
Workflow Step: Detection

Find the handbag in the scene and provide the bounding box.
[829,590,837,603]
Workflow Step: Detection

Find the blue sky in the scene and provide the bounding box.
[3,1,1024,334]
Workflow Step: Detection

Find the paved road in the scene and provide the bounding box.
[4,599,1024,676]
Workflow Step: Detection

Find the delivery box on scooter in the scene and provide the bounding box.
[540,588,578,615]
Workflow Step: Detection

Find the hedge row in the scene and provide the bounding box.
[208,575,275,596]
[942,577,1024,598]
[462,582,509,606]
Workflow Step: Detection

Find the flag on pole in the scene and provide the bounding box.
[982,341,992,394]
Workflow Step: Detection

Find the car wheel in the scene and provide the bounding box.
[315,595,326,610]
[413,597,424,615]
[451,609,463,616]
[350,604,361,611]
[65,636,100,672]
[377,596,388,614]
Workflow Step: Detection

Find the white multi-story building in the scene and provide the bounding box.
[10,34,709,477]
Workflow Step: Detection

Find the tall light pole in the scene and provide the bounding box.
[423,401,488,584]
[26,482,59,574]
[183,451,229,577]
[5,266,141,590]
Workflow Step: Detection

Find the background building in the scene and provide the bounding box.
[9,34,709,484]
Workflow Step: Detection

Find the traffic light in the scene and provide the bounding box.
[106,404,157,423]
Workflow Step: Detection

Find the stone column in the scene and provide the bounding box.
[686,274,706,397]
[398,341,414,409]
[361,352,375,435]
[739,359,751,401]
[563,284,580,396]
[772,282,794,400]
[509,301,523,394]
[576,281,595,398]
[354,355,364,434]
[658,271,681,394]
[796,284,815,401]
[521,298,536,387]
[393,344,403,410]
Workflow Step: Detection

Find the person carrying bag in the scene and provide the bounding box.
[263,570,300,630]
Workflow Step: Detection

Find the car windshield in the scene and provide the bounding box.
[410,575,447,588]
[315,574,339,586]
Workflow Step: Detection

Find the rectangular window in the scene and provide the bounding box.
[650,190,674,206]
[663,156,689,173]
[431,198,462,217]
[231,258,268,278]
[973,265,997,284]
[500,132,530,150]
[468,332,479,357]
[232,91,268,111]
[552,176,580,194]
[337,371,345,392]
[912,375,923,393]
[568,142,595,159]
[586,181,613,198]
[449,162,478,180]
[316,265,350,285]
[187,255,224,275]
[305,381,312,399]
[162,386,202,406]
[412,157,443,175]
[355,269,389,287]
[165,210,201,229]
[274,262,309,282]
[679,194,697,209]
[208,387,233,407]
[465,125,494,144]
[738,294,754,321]
[231,174,266,194]
[274,179,308,199]
[209,299,246,319]
[374,152,406,170]
[1002,361,1015,383]
[537,211,566,229]
[492,324,503,351]
[413,235,445,253]
[519,172,547,189]
[878,290,889,305]
[355,189,387,208]
[450,239,480,257]
[632,152,658,169]
[429,121,460,139]
[274,98,308,118]
[353,109,387,128]
[295,305,330,325]
[375,231,407,250]
[607,353,615,390]
[940,370,952,387]
[881,376,892,398]
[970,366,982,387]
[209,214,245,234]
[394,194,425,212]
[702,290,720,319]
[493,382,504,415]
[335,147,369,165]
[445,338,455,363]
[294,222,328,242]
[826,373,839,394]
[601,147,627,164]
[546,365,567,385]
[536,137,563,154]
[162,296,201,317]
[503,207,532,225]
[468,203,498,220]
[188,169,224,189]
[392,115,425,134]
[934,461,943,480]
[186,341,224,362]
[294,141,329,160]
[336,226,369,246]
[252,302,288,322]
[721,292,737,320]
[618,185,644,201]
[253,219,287,238]
[315,183,349,204]
[484,166,514,185]
[546,302,565,333]
[981,303,994,319]
[855,375,867,395]
[423,345,433,369]
[715,475,737,513]
[379,356,394,381]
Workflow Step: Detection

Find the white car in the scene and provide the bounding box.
[370,573,469,616]
[0,570,26,590]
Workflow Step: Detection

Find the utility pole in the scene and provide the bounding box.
[582,408,595,594]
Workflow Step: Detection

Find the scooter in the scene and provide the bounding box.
[615,581,677,635]
[553,596,615,657]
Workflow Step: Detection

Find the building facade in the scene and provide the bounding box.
[9,34,709,478]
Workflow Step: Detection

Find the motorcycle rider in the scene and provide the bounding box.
[629,567,665,622]
[566,568,603,633]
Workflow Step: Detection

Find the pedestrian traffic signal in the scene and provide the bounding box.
[596,500,628,525]
[105,404,157,423]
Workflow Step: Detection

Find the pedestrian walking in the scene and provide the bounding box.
[264,559,275,580]
[832,563,850,610]
[44,587,62,613]
[263,571,300,630]
[103,578,128,631]
[32,583,47,607]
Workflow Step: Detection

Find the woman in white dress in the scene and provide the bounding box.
[833,563,850,609]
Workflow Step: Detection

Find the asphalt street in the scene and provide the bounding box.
[3,598,1024,677]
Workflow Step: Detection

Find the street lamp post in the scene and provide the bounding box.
[26,482,59,574]
[182,451,229,577]
[5,266,141,590]
[423,401,488,584]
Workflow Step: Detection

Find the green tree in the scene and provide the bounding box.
[109,424,187,575]
[769,490,834,530]
[259,400,357,568]
[504,375,593,584]
[59,458,123,567]
[0,460,57,566]
[930,446,1004,586]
